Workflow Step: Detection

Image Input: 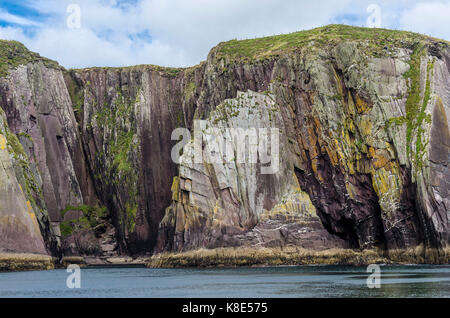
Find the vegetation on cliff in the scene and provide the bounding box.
[93,87,139,235]
[213,24,449,62]
[72,64,183,78]
[0,40,61,78]
[60,205,107,237]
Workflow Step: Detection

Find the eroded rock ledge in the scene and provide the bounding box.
[148,246,450,268]
[0,253,54,271]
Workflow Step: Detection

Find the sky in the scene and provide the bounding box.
[0,0,449,69]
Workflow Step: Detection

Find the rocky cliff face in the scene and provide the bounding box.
[66,66,188,253]
[0,107,47,254]
[156,89,350,252]
[157,26,450,252]
[0,25,448,258]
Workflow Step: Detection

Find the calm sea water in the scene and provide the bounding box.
[0,265,449,298]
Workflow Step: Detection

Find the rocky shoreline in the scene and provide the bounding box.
[148,246,450,268]
[0,253,148,272]
[0,253,55,271]
[2,245,449,272]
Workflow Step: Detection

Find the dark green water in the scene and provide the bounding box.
[0,265,449,298]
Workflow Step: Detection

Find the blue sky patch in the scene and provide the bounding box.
[0,1,47,26]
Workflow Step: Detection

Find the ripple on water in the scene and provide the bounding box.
[0,265,448,298]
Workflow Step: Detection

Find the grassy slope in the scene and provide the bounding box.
[0,40,61,77]
[74,64,184,78]
[213,24,449,62]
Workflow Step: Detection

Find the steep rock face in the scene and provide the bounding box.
[156,90,349,251]
[157,26,450,251]
[67,66,194,253]
[0,41,97,255]
[0,62,90,254]
[0,108,47,254]
[0,63,85,220]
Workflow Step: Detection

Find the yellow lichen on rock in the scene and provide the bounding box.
[372,152,390,170]
[261,173,317,221]
[359,116,373,137]
[372,166,390,195]
[184,203,203,230]
[368,146,392,171]
[371,162,402,217]
[171,176,180,202]
[0,134,6,150]
[345,180,357,200]
[326,142,339,166]
[355,95,369,113]
[25,200,40,236]
[334,139,345,162]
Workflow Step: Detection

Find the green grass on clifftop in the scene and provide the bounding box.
[213,24,449,62]
[0,40,61,78]
[74,64,183,78]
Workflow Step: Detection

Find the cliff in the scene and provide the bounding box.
[157,25,450,253]
[0,25,448,263]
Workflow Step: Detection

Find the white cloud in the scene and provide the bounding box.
[0,26,27,41]
[0,0,448,69]
[0,9,41,26]
[1,0,351,68]
[399,1,450,40]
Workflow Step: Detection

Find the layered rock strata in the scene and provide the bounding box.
[0,26,448,261]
